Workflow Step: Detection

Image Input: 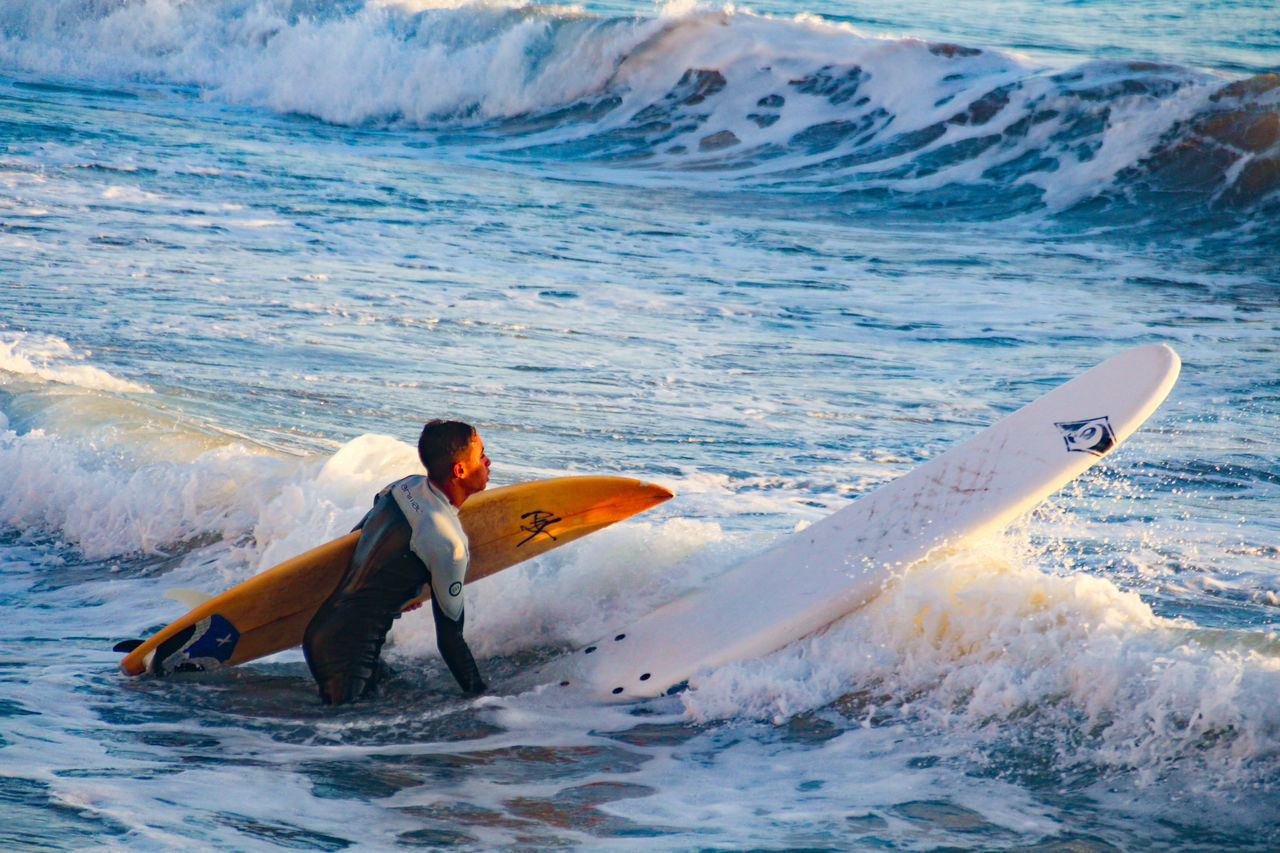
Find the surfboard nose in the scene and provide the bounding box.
[607,481,674,518]
[642,482,674,504]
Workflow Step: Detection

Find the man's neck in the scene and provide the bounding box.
[429,477,468,510]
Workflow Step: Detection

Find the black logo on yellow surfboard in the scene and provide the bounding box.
[518,509,562,546]
[1055,416,1116,457]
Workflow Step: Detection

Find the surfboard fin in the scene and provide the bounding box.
[113,639,145,653]
[164,587,215,609]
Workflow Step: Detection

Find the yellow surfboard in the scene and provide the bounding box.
[118,476,672,676]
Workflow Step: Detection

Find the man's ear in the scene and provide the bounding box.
[451,459,467,480]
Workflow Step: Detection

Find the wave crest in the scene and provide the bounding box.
[2,0,1276,222]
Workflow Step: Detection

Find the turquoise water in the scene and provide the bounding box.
[2,0,1278,849]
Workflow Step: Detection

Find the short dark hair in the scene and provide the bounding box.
[418,420,476,482]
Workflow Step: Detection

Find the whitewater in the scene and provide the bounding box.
[1,0,1278,849]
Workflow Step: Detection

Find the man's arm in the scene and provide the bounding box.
[430,595,486,695]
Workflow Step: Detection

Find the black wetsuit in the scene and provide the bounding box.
[302,491,486,705]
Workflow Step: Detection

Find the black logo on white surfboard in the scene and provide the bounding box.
[1055,416,1116,456]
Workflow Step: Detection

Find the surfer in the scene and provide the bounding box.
[303,420,491,704]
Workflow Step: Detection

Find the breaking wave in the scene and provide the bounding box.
[2,0,1277,228]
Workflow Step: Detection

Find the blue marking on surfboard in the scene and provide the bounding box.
[153,614,240,675]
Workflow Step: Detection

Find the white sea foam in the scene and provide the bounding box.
[0,0,661,122]
[0,359,423,564]
[0,422,282,559]
[249,432,423,569]
[676,531,1280,785]
[0,332,152,394]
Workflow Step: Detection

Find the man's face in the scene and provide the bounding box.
[456,433,490,497]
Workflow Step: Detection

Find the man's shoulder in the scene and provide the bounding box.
[375,474,423,498]
[388,474,430,494]
[389,475,458,520]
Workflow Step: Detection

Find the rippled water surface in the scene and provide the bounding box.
[2,0,1278,849]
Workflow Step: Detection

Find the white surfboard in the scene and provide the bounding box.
[539,344,1181,701]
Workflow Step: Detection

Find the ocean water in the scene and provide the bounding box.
[1,0,1278,849]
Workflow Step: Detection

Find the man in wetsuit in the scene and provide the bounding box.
[303,420,491,704]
